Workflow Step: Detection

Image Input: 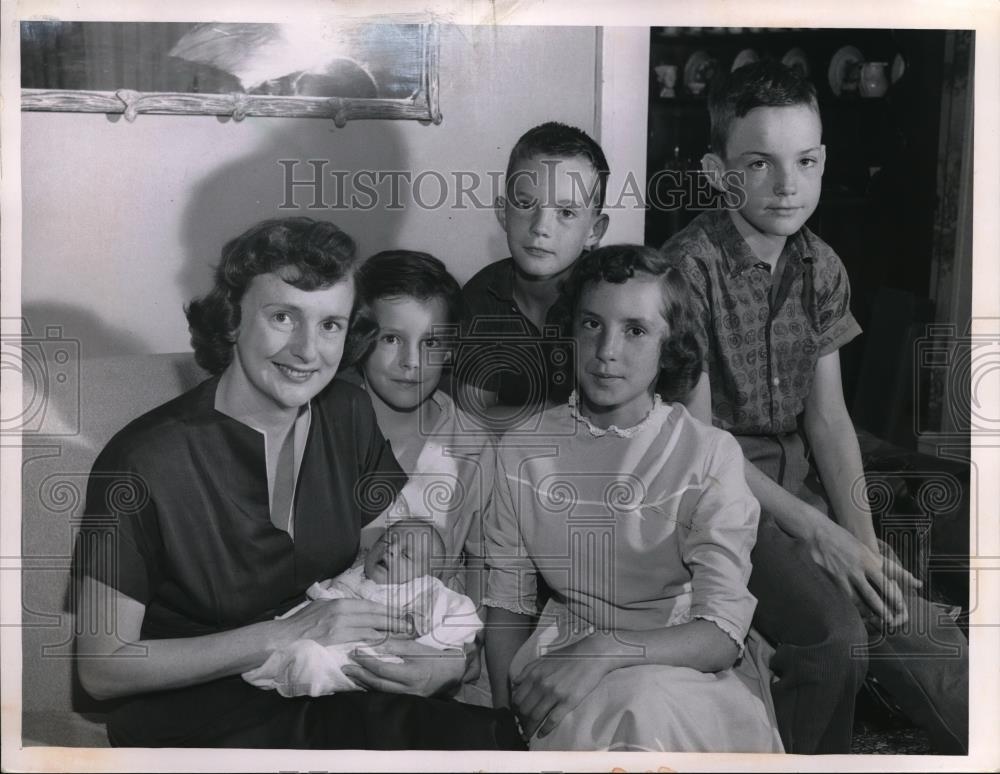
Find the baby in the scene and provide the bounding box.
[244,520,482,698]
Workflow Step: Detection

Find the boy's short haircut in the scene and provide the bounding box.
[351,249,463,365]
[506,121,611,212]
[709,60,820,156]
[553,243,703,402]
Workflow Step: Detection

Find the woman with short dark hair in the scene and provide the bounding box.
[74,217,522,749]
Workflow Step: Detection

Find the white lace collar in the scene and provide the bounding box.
[567,390,665,439]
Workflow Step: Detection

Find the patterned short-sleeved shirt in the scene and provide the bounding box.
[663,209,862,436]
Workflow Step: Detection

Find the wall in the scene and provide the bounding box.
[596,27,649,247]
[21,25,599,356]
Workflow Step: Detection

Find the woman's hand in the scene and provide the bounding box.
[340,639,467,697]
[510,634,616,739]
[278,598,412,648]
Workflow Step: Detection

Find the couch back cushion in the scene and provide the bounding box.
[21,353,205,715]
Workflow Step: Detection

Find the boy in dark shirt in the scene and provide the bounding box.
[456,122,609,428]
[664,60,967,754]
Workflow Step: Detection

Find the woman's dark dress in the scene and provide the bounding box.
[75,377,521,749]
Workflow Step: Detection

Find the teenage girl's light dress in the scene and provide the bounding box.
[483,394,784,752]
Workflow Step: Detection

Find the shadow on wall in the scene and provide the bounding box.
[177,117,411,304]
[21,302,152,359]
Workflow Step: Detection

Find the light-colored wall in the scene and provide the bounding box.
[21,25,603,356]
[597,27,649,247]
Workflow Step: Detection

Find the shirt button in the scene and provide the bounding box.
[772,377,780,387]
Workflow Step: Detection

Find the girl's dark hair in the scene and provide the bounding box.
[553,243,702,402]
[351,250,463,366]
[185,217,360,375]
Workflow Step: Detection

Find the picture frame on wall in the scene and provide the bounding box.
[19,20,441,125]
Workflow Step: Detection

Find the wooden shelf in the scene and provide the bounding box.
[651,94,892,109]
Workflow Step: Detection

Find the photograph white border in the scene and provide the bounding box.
[2,0,997,771]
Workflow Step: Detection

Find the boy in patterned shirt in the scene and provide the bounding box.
[663,60,967,754]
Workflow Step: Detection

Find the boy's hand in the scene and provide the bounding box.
[881,550,923,595]
[807,517,913,627]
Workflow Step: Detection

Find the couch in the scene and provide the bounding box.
[20,352,206,747]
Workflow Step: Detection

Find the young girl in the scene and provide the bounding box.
[343,250,496,706]
[482,244,783,752]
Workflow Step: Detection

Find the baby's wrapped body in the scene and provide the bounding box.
[244,521,482,698]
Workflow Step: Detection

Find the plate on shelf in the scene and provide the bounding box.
[781,47,810,77]
[828,44,864,96]
[731,48,759,71]
[684,49,719,96]
[891,53,906,83]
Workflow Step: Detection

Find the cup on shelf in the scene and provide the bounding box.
[859,62,890,98]
[654,64,679,98]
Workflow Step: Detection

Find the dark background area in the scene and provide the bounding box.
[645,28,970,441]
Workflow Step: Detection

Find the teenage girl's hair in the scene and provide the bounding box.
[554,243,702,402]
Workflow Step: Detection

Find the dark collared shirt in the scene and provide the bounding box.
[457,258,572,411]
[75,378,405,638]
[664,210,862,436]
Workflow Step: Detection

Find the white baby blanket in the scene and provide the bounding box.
[243,566,482,697]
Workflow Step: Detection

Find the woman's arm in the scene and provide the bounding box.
[341,638,471,698]
[76,577,409,701]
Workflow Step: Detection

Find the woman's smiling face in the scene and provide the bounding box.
[229,271,355,416]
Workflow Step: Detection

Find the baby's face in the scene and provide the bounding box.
[363,524,439,585]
